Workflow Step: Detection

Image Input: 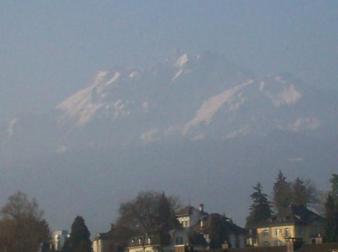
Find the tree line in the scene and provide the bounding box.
[246,172,338,242]
[0,172,337,252]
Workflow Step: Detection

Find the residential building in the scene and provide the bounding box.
[93,231,114,252]
[256,205,324,247]
[176,204,207,229]
[51,230,69,251]
[127,235,163,252]
[176,205,246,249]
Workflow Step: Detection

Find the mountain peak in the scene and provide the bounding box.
[175,53,189,68]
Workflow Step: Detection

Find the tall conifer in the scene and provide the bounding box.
[63,216,92,252]
[273,171,292,215]
[246,183,272,228]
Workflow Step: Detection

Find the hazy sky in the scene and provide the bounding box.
[1,1,337,119]
[1,1,338,233]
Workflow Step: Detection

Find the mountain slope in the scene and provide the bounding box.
[0,52,337,233]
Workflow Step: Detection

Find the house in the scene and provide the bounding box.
[50,230,69,251]
[176,204,207,229]
[127,235,164,252]
[93,224,132,252]
[256,205,324,247]
[93,231,114,252]
[170,227,207,252]
[176,205,247,249]
[199,213,247,249]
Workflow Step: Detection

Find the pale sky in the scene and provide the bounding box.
[1,0,337,120]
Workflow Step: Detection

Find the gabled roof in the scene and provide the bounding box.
[94,232,112,240]
[176,205,207,217]
[257,205,324,228]
[193,213,247,235]
[290,205,324,224]
[176,206,196,217]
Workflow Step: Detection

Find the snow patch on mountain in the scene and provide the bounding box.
[57,86,103,126]
[183,80,254,135]
[109,99,131,119]
[57,71,122,126]
[270,84,302,107]
[277,117,320,132]
[175,53,189,68]
[7,118,18,137]
[129,71,140,79]
[224,126,251,140]
[287,117,320,132]
[172,69,184,81]
[141,129,160,143]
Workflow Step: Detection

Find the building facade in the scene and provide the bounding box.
[51,230,69,251]
[256,205,324,247]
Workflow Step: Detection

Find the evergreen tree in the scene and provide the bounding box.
[246,183,272,228]
[324,173,338,242]
[292,177,308,206]
[292,177,318,207]
[157,193,178,245]
[330,174,338,201]
[273,171,292,215]
[63,216,92,252]
[324,194,338,242]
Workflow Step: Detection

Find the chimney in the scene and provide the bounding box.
[199,203,204,212]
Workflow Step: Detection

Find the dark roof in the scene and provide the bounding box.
[176,206,196,217]
[176,206,208,217]
[257,205,324,228]
[291,205,324,224]
[194,213,247,235]
[93,229,113,241]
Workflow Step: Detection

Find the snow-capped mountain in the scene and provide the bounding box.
[1,52,337,232]
[50,52,334,149]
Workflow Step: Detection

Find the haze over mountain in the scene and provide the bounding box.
[0,51,337,233]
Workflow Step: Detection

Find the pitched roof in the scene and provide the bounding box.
[257,205,324,228]
[176,205,208,217]
[193,213,247,235]
[176,206,196,217]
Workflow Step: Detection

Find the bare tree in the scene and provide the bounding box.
[0,191,50,252]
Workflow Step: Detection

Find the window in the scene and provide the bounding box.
[285,228,289,238]
[263,229,269,237]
